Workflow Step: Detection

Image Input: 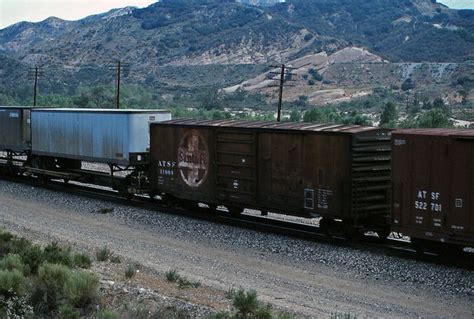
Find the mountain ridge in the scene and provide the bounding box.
[0,0,472,107]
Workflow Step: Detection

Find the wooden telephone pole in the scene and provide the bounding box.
[28,66,43,106]
[269,64,297,122]
[109,60,129,109]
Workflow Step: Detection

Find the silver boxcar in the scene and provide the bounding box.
[31,109,171,165]
[0,106,31,152]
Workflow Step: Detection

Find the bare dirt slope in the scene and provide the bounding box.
[0,180,472,318]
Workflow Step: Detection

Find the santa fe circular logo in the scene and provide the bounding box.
[177,130,209,188]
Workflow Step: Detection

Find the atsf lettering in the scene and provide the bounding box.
[158,160,176,176]
[414,190,442,212]
[158,161,176,168]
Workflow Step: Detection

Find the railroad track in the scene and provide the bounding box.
[1,173,473,270]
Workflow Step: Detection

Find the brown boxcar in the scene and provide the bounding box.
[150,120,391,234]
[391,129,474,248]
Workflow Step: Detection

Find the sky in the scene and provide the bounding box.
[0,0,473,29]
[0,0,157,29]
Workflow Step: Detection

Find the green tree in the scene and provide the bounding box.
[379,102,398,127]
[417,109,453,128]
[303,108,325,123]
[401,78,415,91]
[90,87,109,108]
[309,68,323,82]
[295,95,308,108]
[432,97,451,116]
[289,110,301,122]
[73,94,90,108]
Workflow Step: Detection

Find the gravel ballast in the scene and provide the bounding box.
[0,179,473,318]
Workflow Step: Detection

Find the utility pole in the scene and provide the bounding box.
[115,60,121,109]
[28,66,43,107]
[109,60,129,109]
[269,64,297,122]
[277,64,285,122]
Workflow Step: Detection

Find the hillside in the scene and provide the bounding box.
[0,0,472,107]
[224,47,470,105]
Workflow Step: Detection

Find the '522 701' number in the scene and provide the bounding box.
[415,201,427,210]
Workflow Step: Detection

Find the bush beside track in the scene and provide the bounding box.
[0,229,305,319]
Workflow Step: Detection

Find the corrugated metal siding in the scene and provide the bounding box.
[157,119,381,134]
[392,131,474,246]
[150,120,391,225]
[0,107,30,151]
[31,109,171,164]
[128,112,171,153]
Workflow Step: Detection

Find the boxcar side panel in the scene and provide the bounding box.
[0,108,30,151]
[392,132,474,246]
[128,113,171,154]
[32,111,129,163]
[257,132,305,211]
[304,134,351,218]
[32,110,170,165]
[150,125,215,203]
[150,121,390,226]
[448,140,473,236]
[216,129,257,205]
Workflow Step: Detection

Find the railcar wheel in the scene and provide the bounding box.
[207,204,218,211]
[181,200,197,211]
[377,226,392,240]
[227,206,243,215]
[344,227,362,241]
[319,218,337,236]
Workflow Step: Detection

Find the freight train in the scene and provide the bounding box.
[0,107,472,252]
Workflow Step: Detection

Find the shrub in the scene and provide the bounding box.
[0,254,28,275]
[151,305,193,319]
[276,312,298,319]
[95,246,111,262]
[19,244,44,274]
[401,78,415,91]
[74,253,92,269]
[225,287,236,300]
[58,303,81,319]
[331,313,358,319]
[63,271,99,308]
[37,263,71,310]
[109,255,121,264]
[254,303,273,319]
[97,208,114,214]
[177,277,191,289]
[166,269,180,282]
[125,264,137,279]
[0,229,14,243]
[0,269,26,296]
[232,289,259,317]
[0,293,34,318]
[173,275,200,289]
[206,312,232,319]
[96,309,120,319]
[43,242,73,267]
[309,68,323,81]
[8,237,33,256]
